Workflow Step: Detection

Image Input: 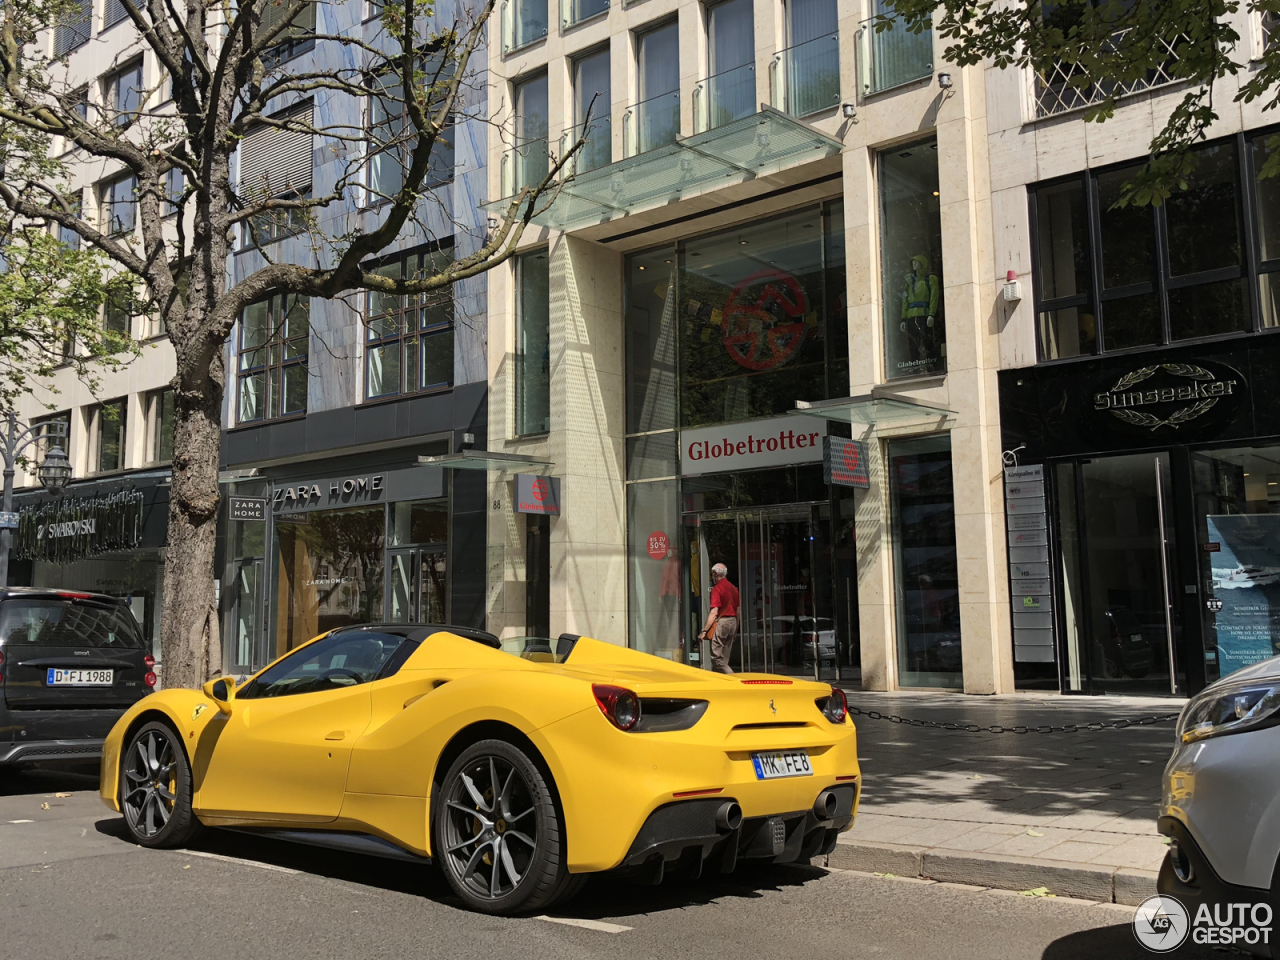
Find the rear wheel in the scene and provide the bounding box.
[120,721,203,849]
[434,739,578,915]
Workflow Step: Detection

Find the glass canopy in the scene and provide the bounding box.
[485,107,842,232]
[791,394,955,428]
[417,451,554,472]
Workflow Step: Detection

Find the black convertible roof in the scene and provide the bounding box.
[335,623,502,649]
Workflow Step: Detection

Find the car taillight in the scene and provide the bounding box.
[144,655,155,669]
[0,651,5,666]
[817,687,848,724]
[144,672,157,688]
[592,684,640,731]
[57,591,93,600]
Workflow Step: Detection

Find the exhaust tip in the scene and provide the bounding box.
[715,800,743,832]
[813,790,838,820]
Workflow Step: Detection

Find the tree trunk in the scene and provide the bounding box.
[159,360,224,689]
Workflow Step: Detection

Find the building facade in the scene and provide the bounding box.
[481,0,1013,693]
[990,6,1280,696]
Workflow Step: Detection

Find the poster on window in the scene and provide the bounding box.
[1205,514,1280,677]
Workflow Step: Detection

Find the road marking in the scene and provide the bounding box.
[181,850,301,874]
[7,819,33,824]
[536,916,632,934]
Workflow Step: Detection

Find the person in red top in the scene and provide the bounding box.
[698,563,740,674]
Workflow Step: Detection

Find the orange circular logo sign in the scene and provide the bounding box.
[721,269,810,372]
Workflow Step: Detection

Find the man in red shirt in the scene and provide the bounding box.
[698,562,740,674]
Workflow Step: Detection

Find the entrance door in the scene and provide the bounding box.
[1058,453,1183,695]
[387,548,447,624]
[696,508,836,679]
[228,559,262,673]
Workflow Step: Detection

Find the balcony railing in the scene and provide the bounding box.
[693,63,756,134]
[501,0,548,54]
[560,118,612,175]
[500,139,550,196]
[561,0,607,28]
[1034,27,1182,118]
[623,89,679,158]
[857,17,932,95]
[770,34,840,118]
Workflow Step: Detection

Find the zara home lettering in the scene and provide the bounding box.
[272,474,384,509]
[680,416,827,477]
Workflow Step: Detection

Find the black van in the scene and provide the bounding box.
[0,588,154,765]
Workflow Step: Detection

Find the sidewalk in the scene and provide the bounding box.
[830,690,1184,904]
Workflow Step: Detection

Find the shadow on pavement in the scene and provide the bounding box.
[1042,923,1236,959]
[90,814,830,919]
[0,762,99,798]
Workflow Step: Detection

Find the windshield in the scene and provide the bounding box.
[0,598,144,649]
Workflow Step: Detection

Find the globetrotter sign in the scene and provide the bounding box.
[14,490,145,563]
[680,416,827,477]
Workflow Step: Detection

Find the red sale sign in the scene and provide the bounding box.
[647,531,669,560]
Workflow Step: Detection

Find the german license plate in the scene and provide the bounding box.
[46,668,113,686]
[752,750,812,780]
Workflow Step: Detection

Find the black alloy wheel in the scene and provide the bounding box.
[435,739,583,915]
[120,721,203,848]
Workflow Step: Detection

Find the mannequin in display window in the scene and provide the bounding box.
[900,253,942,369]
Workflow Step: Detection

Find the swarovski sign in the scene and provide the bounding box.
[15,490,144,562]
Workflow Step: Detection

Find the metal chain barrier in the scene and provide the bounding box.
[846,705,1181,734]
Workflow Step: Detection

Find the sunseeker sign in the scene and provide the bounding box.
[680,417,826,476]
[1093,362,1245,432]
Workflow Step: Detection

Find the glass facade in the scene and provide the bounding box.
[1031,132,1273,360]
[889,435,961,688]
[238,293,309,422]
[624,202,850,669]
[881,139,944,379]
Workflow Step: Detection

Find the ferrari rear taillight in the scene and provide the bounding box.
[817,686,848,724]
[740,679,792,685]
[144,672,157,688]
[144,655,155,669]
[592,684,640,731]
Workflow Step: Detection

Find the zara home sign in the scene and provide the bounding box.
[680,416,826,477]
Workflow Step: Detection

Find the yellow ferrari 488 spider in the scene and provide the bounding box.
[99,625,860,914]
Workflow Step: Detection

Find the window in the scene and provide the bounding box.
[103,0,130,31]
[239,629,409,698]
[53,0,90,56]
[58,191,82,249]
[1031,135,1255,360]
[260,0,316,68]
[238,103,313,247]
[0,599,144,648]
[504,0,548,52]
[104,59,144,128]
[89,398,128,473]
[562,0,606,28]
[367,71,454,203]
[515,249,550,436]
[104,293,131,337]
[102,173,138,235]
[776,0,839,116]
[365,247,454,399]
[880,139,944,379]
[238,292,309,422]
[699,0,754,130]
[571,49,611,173]
[510,73,549,193]
[164,167,184,217]
[632,21,680,154]
[145,389,174,463]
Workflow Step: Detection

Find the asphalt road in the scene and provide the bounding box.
[0,765,1231,960]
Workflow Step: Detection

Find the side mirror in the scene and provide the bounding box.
[202,676,236,715]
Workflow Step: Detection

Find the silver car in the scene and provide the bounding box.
[1160,655,1280,956]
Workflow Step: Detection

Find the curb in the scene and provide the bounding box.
[828,838,1160,906]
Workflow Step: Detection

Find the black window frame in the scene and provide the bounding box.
[1030,130,1267,363]
[362,242,456,401]
[103,57,145,129]
[101,171,138,236]
[236,291,310,424]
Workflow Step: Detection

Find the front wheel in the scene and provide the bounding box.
[434,739,579,915]
[120,720,204,849]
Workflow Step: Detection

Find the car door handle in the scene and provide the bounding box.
[324,730,346,741]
